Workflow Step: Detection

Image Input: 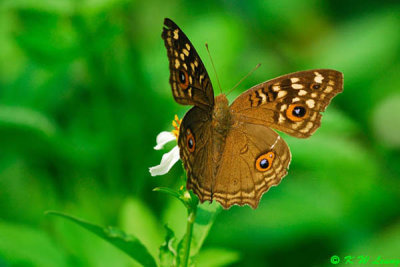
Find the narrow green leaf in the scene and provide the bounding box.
[153,187,181,201]
[0,105,56,138]
[153,187,190,209]
[46,211,157,267]
[159,225,177,267]
[190,202,222,256]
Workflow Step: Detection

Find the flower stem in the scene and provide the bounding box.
[182,205,197,267]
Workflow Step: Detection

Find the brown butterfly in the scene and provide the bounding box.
[161,18,343,209]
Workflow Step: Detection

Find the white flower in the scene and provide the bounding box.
[154,131,176,150]
[149,116,181,176]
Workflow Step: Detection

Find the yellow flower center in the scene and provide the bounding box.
[171,114,182,140]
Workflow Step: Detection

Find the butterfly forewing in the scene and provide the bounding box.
[230,69,343,138]
[162,18,214,110]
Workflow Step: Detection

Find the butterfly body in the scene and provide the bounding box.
[212,94,231,140]
[162,18,343,209]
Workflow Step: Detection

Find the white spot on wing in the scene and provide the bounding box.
[291,77,300,83]
[310,112,317,121]
[174,59,180,68]
[259,90,267,104]
[324,86,333,93]
[292,121,303,129]
[271,136,281,149]
[300,122,314,133]
[292,84,303,89]
[298,90,307,96]
[199,74,204,84]
[306,99,315,108]
[173,29,179,40]
[272,85,280,92]
[314,72,324,83]
[280,104,287,111]
[292,97,300,103]
[277,91,287,98]
[279,114,286,123]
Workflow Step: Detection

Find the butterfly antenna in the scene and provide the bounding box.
[226,63,261,96]
[205,43,223,94]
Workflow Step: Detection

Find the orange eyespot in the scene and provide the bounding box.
[310,83,321,90]
[178,70,189,90]
[255,152,275,172]
[186,129,195,152]
[286,104,308,122]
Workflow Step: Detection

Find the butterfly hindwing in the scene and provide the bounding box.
[230,69,343,138]
[212,122,291,209]
[162,18,214,110]
[178,106,214,202]
[179,106,291,209]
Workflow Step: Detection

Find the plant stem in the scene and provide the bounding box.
[182,206,197,267]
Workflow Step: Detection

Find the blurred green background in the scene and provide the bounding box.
[1,0,400,266]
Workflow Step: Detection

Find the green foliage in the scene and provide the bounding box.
[46,211,157,267]
[194,248,240,267]
[46,186,224,267]
[1,0,400,266]
[159,225,177,266]
[0,221,67,267]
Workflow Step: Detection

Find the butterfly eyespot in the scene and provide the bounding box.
[178,70,189,90]
[311,83,321,90]
[286,104,308,122]
[186,130,195,152]
[255,152,275,172]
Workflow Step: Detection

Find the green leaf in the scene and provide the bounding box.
[0,105,56,138]
[46,211,157,267]
[175,201,222,266]
[119,198,163,259]
[153,187,183,205]
[194,248,240,267]
[0,221,67,267]
[190,201,222,256]
[159,225,177,267]
[153,186,198,211]
[176,233,188,267]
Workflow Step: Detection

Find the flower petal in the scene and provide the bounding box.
[149,146,180,176]
[154,131,176,150]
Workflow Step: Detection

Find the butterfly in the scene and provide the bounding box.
[161,18,343,209]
